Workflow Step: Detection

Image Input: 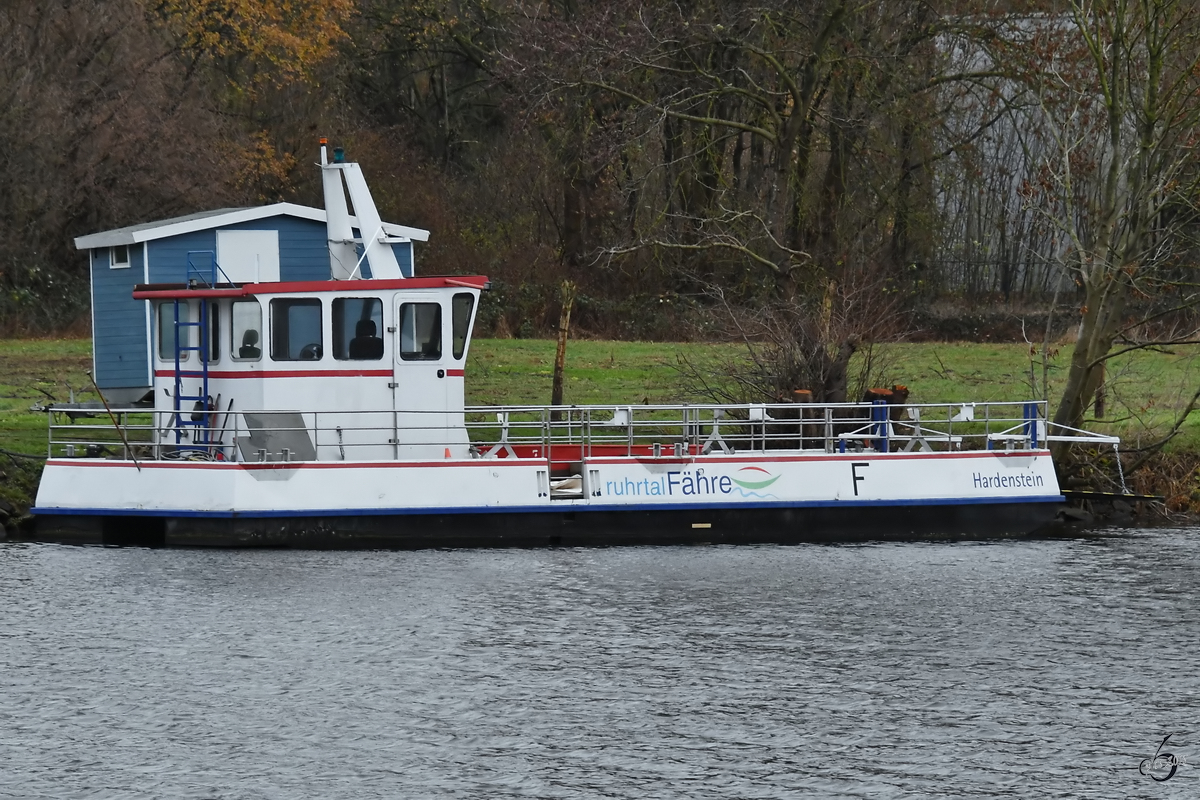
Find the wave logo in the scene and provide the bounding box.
[731,466,780,491]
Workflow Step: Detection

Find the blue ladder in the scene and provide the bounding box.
[170,251,224,447]
[171,299,211,447]
[187,249,227,288]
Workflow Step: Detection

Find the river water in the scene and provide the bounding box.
[2,529,1197,799]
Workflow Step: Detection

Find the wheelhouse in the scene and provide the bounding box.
[132,276,488,461]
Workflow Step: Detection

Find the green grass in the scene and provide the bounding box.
[0,338,95,456]
[0,338,95,514]
[878,342,1200,451]
[2,336,1200,512]
[465,339,742,406]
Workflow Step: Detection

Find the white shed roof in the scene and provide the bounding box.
[74,202,430,250]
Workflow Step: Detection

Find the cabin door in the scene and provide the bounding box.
[392,294,450,455]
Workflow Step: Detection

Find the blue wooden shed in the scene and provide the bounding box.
[75,203,429,403]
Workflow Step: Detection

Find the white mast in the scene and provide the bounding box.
[319,139,403,281]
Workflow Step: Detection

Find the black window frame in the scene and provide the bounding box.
[270,297,324,361]
[157,300,195,362]
[451,293,474,360]
[231,299,263,361]
[398,302,443,361]
[332,297,385,361]
[206,301,220,364]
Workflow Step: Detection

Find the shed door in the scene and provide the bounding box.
[216,230,280,283]
[393,295,449,451]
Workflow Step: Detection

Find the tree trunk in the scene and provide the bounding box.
[550,281,577,421]
[562,167,585,268]
[1051,275,1127,458]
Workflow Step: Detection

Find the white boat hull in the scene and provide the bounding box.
[33,449,1064,547]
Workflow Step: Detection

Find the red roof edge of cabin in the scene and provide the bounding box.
[133,275,491,300]
[132,284,247,300]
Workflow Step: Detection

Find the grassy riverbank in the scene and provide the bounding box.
[3,337,1199,519]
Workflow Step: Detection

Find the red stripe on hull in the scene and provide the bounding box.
[154,369,393,378]
[44,448,1050,470]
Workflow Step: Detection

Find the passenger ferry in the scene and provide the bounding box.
[32,143,1119,547]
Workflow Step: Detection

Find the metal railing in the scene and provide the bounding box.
[46,399,1118,463]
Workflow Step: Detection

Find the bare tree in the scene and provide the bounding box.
[1009,1,1200,452]
[676,267,908,405]
[0,0,234,332]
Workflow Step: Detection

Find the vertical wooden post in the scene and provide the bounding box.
[550,281,577,422]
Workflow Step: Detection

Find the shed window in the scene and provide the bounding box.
[110,245,130,269]
[270,298,323,360]
[451,293,474,360]
[333,298,384,360]
[398,303,442,360]
[231,300,262,361]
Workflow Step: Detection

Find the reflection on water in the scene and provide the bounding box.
[1,530,1198,798]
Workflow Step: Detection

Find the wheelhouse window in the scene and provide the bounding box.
[231,300,262,361]
[207,302,220,364]
[270,298,323,361]
[451,293,474,360]
[157,301,218,362]
[398,302,442,361]
[110,245,130,269]
[157,301,195,361]
[332,297,384,361]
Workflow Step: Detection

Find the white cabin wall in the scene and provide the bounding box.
[257,290,397,460]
